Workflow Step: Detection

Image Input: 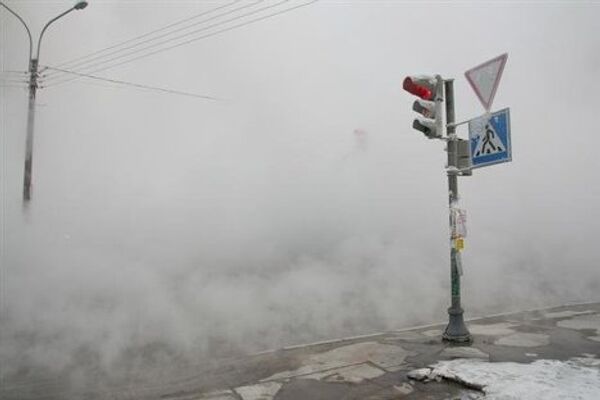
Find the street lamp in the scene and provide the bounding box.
[74,1,89,10]
[0,1,88,202]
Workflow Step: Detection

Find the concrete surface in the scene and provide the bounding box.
[1,302,598,399]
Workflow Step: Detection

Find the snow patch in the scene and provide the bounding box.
[407,368,433,381]
[196,390,238,400]
[557,313,600,342]
[468,323,517,336]
[262,342,414,382]
[422,329,443,337]
[557,313,600,331]
[394,382,414,395]
[441,346,490,360]
[494,332,550,347]
[306,363,385,383]
[430,358,600,400]
[542,310,596,319]
[235,382,282,400]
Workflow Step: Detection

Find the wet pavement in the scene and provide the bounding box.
[2,302,599,399]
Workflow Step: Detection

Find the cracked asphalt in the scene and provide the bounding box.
[2,302,599,400]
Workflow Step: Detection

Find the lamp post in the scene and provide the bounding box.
[1,0,88,202]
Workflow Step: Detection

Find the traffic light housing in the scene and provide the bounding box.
[403,76,434,100]
[403,75,445,139]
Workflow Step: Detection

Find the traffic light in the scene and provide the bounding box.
[403,76,434,100]
[403,75,445,139]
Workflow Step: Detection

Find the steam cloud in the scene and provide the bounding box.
[1,0,599,396]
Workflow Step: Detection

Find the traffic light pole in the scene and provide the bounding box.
[402,74,472,343]
[442,79,471,343]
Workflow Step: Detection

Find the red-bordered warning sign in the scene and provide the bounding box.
[465,53,508,111]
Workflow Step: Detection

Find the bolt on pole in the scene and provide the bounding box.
[442,79,472,343]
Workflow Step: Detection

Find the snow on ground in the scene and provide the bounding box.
[431,357,600,400]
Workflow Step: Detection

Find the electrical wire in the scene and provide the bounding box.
[43,0,286,83]
[0,84,27,89]
[1,70,29,85]
[42,66,220,101]
[55,0,243,70]
[0,78,27,83]
[0,80,28,87]
[0,70,28,75]
[52,0,264,75]
[45,0,319,88]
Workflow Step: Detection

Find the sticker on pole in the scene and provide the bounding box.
[469,108,511,169]
[465,53,508,111]
[451,208,467,239]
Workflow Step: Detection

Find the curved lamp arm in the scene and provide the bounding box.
[0,1,33,62]
[36,1,88,61]
[36,6,77,61]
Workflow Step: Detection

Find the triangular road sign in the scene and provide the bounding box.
[465,53,508,111]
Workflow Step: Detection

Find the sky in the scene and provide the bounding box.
[1,0,600,393]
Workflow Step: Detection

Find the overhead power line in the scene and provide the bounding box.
[42,66,220,101]
[44,0,319,88]
[0,84,27,88]
[43,0,284,83]
[54,0,257,72]
[0,70,28,75]
[56,0,243,69]
[0,77,27,83]
[54,0,265,73]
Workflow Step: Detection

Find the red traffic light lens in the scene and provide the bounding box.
[403,77,433,100]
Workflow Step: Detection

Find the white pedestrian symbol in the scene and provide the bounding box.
[474,121,505,157]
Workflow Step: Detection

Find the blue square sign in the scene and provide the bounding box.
[468,108,511,169]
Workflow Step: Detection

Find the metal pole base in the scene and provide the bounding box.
[442,306,472,344]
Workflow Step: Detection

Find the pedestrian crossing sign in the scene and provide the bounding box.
[468,108,511,169]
